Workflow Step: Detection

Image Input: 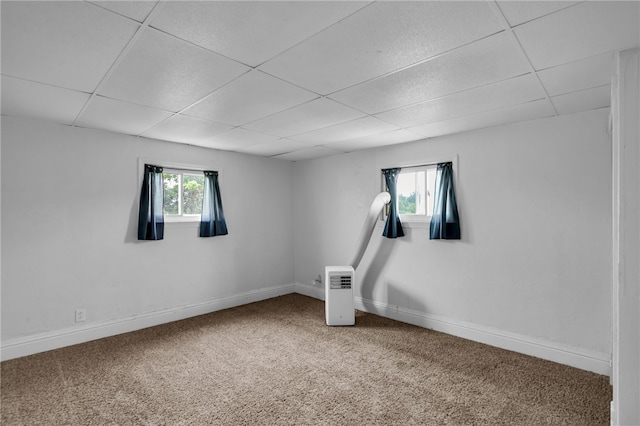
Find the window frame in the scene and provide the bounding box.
[137,158,222,227]
[379,156,458,229]
[161,168,206,223]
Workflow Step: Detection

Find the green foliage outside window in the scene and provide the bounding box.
[398,192,416,215]
[163,173,179,215]
[163,173,204,216]
[182,175,204,214]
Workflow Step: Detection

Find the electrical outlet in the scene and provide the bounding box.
[75,308,86,323]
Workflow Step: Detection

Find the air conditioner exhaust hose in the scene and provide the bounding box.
[350,191,391,270]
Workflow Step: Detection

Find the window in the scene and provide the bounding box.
[383,165,437,223]
[163,169,205,222]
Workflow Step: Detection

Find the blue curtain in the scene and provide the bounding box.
[200,171,228,237]
[382,168,404,239]
[430,162,460,240]
[138,164,164,240]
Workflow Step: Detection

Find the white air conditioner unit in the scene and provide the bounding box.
[324,192,391,327]
[325,266,355,326]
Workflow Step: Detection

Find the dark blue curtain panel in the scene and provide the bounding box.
[382,168,404,239]
[138,164,164,240]
[430,162,461,240]
[200,171,228,237]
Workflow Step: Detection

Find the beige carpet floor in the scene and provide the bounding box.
[1,294,611,425]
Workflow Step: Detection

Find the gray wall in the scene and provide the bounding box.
[293,108,612,373]
[1,117,294,354]
[1,108,614,376]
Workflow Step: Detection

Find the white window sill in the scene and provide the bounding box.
[165,219,200,228]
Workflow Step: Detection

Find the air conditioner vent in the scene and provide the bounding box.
[329,275,351,289]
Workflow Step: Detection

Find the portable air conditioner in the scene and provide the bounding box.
[324,191,391,327]
[325,266,355,326]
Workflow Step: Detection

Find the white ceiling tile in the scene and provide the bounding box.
[99,29,250,112]
[141,115,232,145]
[200,128,279,151]
[496,1,581,27]
[324,129,423,152]
[1,76,90,126]
[75,96,172,136]
[0,1,139,92]
[1,1,624,160]
[537,52,615,97]
[243,98,365,138]
[259,1,503,95]
[410,99,556,139]
[330,32,531,114]
[237,139,310,157]
[291,117,399,145]
[182,71,318,126]
[376,73,545,128]
[551,85,611,115]
[515,1,640,70]
[273,146,346,162]
[90,1,158,22]
[150,1,368,67]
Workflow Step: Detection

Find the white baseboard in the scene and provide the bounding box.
[3,282,612,377]
[295,282,611,376]
[1,283,295,361]
[294,281,325,300]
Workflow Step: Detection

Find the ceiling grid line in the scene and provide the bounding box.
[367,71,534,120]
[323,30,508,101]
[249,1,376,69]
[71,1,167,127]
[138,68,255,138]
[490,1,560,116]
[1,1,636,161]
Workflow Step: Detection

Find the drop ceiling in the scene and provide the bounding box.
[1,1,638,161]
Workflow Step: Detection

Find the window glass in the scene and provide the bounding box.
[163,172,181,215]
[162,170,204,220]
[397,171,425,215]
[182,174,204,215]
[383,165,437,222]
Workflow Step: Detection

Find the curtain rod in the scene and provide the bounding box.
[160,165,212,174]
[381,161,450,172]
